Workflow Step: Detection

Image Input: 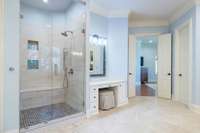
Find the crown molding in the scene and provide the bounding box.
[169,0,197,23]
[89,1,129,18]
[129,19,169,28]
[107,10,130,18]
[90,0,200,24]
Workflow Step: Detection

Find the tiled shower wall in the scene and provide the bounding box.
[20,4,68,91]
[20,2,85,111]
[20,89,65,110]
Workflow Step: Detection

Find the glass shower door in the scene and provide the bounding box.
[69,27,86,113]
[51,28,85,120]
[50,0,86,120]
[20,0,86,129]
[20,11,55,128]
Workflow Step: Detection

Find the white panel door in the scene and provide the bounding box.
[128,35,136,97]
[179,25,189,104]
[157,34,172,99]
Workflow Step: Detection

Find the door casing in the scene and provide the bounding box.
[128,35,136,97]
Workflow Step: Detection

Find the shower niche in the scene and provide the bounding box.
[20,0,86,130]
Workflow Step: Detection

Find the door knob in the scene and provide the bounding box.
[68,68,74,74]
[9,67,15,72]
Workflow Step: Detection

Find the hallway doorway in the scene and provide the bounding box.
[135,36,157,96]
[128,33,172,99]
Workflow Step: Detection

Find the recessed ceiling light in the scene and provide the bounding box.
[43,0,48,3]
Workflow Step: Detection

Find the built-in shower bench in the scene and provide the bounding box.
[87,80,128,116]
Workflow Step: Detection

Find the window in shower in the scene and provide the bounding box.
[20,0,86,130]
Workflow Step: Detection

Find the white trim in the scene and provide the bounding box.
[129,19,169,28]
[169,0,196,23]
[189,104,200,114]
[128,34,136,97]
[107,10,129,18]
[90,0,198,24]
[132,32,162,37]
[117,99,129,107]
[0,0,4,132]
[173,19,193,106]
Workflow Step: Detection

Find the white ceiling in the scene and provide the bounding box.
[92,0,189,20]
[21,0,73,11]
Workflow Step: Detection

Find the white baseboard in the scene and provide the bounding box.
[189,104,200,114]
[5,129,19,133]
[118,98,129,107]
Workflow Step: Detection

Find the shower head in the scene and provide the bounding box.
[61,31,73,37]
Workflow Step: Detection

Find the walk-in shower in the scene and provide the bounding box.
[19,0,86,130]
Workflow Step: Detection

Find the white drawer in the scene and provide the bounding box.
[90,93,98,102]
[90,87,98,94]
[90,102,98,113]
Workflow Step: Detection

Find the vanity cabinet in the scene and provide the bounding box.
[89,87,98,115]
[88,81,128,116]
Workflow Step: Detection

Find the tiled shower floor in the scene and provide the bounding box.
[20,103,79,129]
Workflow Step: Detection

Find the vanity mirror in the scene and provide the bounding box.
[90,35,107,76]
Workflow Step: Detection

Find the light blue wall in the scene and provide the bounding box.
[129,26,169,34]
[89,12,109,82]
[193,6,200,105]
[107,17,129,82]
[4,0,20,131]
[90,13,129,84]
[90,12,108,37]
[169,7,197,104]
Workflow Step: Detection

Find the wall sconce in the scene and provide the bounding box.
[90,34,107,46]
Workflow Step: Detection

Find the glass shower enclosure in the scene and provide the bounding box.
[19,0,86,129]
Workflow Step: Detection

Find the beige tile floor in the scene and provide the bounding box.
[27,97,200,133]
